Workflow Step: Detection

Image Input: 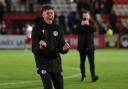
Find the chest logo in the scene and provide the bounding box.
[41,69,47,75]
[53,31,58,37]
[42,29,45,34]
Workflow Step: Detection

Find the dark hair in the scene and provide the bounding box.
[81,10,94,23]
[82,10,90,14]
[41,5,54,13]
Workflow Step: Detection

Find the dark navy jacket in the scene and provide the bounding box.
[32,17,68,73]
[76,22,96,51]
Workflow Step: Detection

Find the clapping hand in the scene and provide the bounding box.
[39,40,47,49]
[63,42,70,51]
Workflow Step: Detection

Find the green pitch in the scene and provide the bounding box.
[0,49,128,89]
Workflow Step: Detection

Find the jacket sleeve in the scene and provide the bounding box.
[32,26,42,55]
[58,28,69,54]
[88,23,96,32]
[31,26,43,72]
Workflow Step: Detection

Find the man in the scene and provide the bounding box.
[24,23,33,51]
[76,10,98,82]
[32,5,70,89]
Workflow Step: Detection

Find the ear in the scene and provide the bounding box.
[42,13,44,18]
[42,11,46,18]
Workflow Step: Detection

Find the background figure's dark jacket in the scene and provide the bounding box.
[76,22,96,51]
[32,17,68,73]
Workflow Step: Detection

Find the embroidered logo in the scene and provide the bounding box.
[42,29,45,34]
[53,31,58,37]
[41,69,47,75]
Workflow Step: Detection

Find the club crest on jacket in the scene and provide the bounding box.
[53,31,58,37]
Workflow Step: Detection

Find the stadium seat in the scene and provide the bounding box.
[51,0,76,16]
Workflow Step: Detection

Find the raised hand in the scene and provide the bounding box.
[39,40,47,49]
[63,42,70,51]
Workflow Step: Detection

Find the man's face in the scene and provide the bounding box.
[42,9,55,24]
[82,12,90,20]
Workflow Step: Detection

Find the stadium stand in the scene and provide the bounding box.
[100,0,128,34]
[1,0,128,35]
[51,0,77,16]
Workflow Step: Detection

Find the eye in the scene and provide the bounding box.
[46,12,49,15]
[50,12,54,15]
[46,12,53,15]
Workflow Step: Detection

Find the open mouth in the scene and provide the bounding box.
[48,18,53,20]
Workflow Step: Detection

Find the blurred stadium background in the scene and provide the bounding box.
[0,0,128,89]
[0,0,128,49]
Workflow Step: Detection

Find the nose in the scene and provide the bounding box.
[49,14,52,17]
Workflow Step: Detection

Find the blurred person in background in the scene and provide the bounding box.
[58,11,67,34]
[4,0,11,12]
[0,1,5,21]
[0,20,7,35]
[67,11,78,34]
[32,5,70,89]
[105,0,113,13]
[92,0,101,15]
[109,10,119,33]
[76,10,99,82]
[24,23,33,51]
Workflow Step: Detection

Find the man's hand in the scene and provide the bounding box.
[81,20,89,25]
[39,40,47,49]
[63,42,70,51]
